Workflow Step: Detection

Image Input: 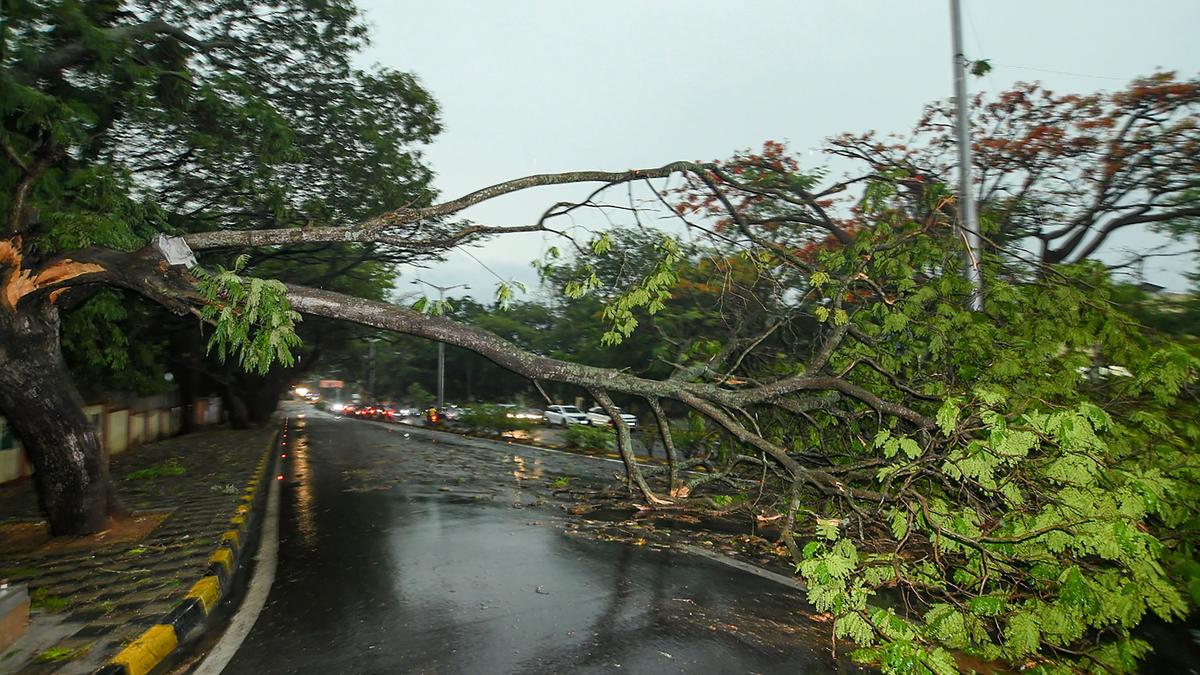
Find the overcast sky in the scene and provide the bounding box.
[356,0,1200,302]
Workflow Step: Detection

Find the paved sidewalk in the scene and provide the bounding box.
[0,425,276,674]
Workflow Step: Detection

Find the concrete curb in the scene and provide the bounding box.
[93,421,282,675]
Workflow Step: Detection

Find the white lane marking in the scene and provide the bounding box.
[683,545,808,592]
[193,458,282,675]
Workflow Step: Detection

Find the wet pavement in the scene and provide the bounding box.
[214,409,860,674]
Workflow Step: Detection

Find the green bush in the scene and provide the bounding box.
[564,423,616,451]
[456,405,535,436]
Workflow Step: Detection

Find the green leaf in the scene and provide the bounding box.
[936,399,961,436]
[889,509,908,540]
[835,612,876,647]
[967,595,1007,617]
[591,232,614,254]
[1003,611,1041,656]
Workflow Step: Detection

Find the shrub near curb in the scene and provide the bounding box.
[455,405,535,437]
[564,424,615,451]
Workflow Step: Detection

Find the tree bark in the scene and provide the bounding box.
[221,383,251,430]
[0,300,124,535]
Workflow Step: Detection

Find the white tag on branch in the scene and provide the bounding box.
[153,234,198,268]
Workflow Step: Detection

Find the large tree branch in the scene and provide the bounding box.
[182,162,708,250]
[1058,204,1200,264]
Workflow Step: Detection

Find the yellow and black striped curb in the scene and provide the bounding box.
[94,422,284,675]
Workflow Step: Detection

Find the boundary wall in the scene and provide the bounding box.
[0,396,224,484]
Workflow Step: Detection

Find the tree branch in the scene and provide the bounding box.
[183,162,709,250]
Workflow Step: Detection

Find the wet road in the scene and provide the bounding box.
[216,407,855,674]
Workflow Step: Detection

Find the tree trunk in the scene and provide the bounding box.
[245,370,287,425]
[222,383,251,429]
[0,300,124,535]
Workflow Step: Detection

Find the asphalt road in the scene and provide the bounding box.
[207,407,859,674]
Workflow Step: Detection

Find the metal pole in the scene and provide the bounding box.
[950,0,985,311]
[367,340,376,401]
[411,279,469,410]
[437,340,445,410]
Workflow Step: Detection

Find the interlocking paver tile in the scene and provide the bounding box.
[0,425,276,673]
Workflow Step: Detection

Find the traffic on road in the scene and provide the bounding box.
[328,399,642,430]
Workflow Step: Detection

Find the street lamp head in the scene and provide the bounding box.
[411,278,469,293]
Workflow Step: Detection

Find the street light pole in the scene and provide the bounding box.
[949,0,985,311]
[366,337,378,401]
[411,280,469,409]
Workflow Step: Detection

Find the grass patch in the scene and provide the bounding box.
[35,642,91,663]
[30,587,70,612]
[125,459,186,480]
[551,476,573,489]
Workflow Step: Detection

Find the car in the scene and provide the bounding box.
[375,405,400,421]
[585,406,637,429]
[543,404,589,427]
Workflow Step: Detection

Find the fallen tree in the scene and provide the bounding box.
[15,154,1199,673]
[4,3,1198,669]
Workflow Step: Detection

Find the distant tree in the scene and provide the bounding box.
[828,72,1200,268]
[1,0,439,533]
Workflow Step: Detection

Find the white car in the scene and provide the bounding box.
[543,404,589,427]
[585,406,637,429]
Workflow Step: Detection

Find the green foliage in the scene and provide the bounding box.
[969,59,993,77]
[3,0,440,396]
[789,231,1200,672]
[564,423,616,451]
[194,258,302,376]
[598,235,683,345]
[668,144,1200,672]
[61,290,171,395]
[455,405,535,436]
